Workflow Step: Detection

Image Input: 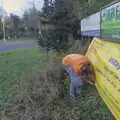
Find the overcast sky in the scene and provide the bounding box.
[0,0,44,16]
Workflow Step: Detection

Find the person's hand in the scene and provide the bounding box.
[81,76,95,85]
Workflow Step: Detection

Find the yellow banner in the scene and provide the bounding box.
[86,38,120,120]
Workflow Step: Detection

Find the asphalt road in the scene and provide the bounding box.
[0,40,37,52]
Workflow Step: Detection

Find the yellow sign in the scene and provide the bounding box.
[86,38,120,120]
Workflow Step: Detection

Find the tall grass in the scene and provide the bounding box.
[0,49,115,120]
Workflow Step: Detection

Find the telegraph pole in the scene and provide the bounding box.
[1,0,6,42]
[2,18,5,42]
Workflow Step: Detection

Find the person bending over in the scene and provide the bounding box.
[63,54,95,97]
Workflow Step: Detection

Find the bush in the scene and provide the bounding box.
[38,29,69,53]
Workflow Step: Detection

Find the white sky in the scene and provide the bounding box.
[0,0,44,15]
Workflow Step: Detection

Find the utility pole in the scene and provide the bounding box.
[1,0,6,42]
[2,18,5,42]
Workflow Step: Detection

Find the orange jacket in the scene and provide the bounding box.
[63,54,89,74]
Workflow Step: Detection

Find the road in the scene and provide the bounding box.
[0,40,37,52]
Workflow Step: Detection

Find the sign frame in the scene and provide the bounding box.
[81,12,101,37]
[101,0,120,42]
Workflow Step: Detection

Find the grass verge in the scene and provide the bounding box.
[0,48,115,120]
[0,48,54,106]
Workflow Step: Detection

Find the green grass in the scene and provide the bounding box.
[0,48,54,106]
[0,48,115,120]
